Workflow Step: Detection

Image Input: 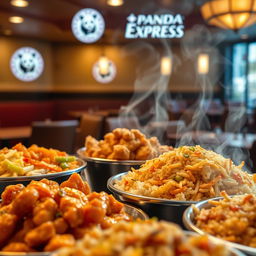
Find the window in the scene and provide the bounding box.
[225,42,256,108]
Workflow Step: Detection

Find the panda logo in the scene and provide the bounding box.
[10,47,44,82]
[92,59,116,84]
[72,8,105,43]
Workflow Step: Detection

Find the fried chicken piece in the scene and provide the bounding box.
[60,201,84,228]
[85,128,171,160]
[0,212,18,245]
[83,198,107,225]
[2,242,32,252]
[104,132,118,146]
[1,184,25,206]
[121,128,135,141]
[40,179,60,200]
[28,180,53,199]
[85,135,99,149]
[85,136,100,157]
[60,187,88,204]
[132,129,146,141]
[9,218,35,243]
[59,187,87,228]
[24,221,56,248]
[108,194,124,215]
[44,234,75,252]
[98,141,112,156]
[120,138,141,152]
[54,217,69,234]
[33,198,58,226]
[112,128,123,139]
[60,173,90,195]
[11,187,39,217]
[108,145,130,160]
[135,142,153,160]
[71,227,90,239]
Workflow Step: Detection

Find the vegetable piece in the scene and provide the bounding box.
[60,173,90,195]
[183,153,189,158]
[2,159,25,175]
[60,162,69,169]
[55,156,76,163]
[173,175,184,182]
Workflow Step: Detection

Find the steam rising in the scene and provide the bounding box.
[118,13,250,170]
[119,39,173,142]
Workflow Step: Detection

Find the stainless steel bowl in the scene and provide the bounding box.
[0,158,86,194]
[77,147,145,192]
[183,197,256,256]
[107,172,197,227]
[0,204,147,256]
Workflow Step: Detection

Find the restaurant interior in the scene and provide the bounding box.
[1,0,256,170]
[2,1,256,255]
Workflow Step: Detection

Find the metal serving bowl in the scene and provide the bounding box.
[77,147,144,192]
[107,172,198,227]
[0,204,147,256]
[183,197,256,256]
[0,158,86,194]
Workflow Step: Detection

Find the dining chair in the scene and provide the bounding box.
[75,113,104,149]
[29,120,79,153]
[104,116,141,133]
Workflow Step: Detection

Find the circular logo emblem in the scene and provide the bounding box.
[10,47,44,82]
[72,8,105,43]
[92,59,116,83]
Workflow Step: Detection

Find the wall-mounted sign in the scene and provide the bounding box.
[72,8,105,43]
[125,13,184,39]
[92,58,116,83]
[10,47,44,82]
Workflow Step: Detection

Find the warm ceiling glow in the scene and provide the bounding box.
[3,29,12,35]
[201,0,256,31]
[197,53,209,75]
[98,56,110,75]
[107,0,124,6]
[10,0,29,7]
[161,56,172,75]
[9,16,24,23]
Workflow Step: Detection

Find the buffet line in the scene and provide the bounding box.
[0,128,255,255]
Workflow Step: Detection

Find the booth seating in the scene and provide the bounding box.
[29,120,79,153]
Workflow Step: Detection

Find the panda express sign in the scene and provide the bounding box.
[125,13,185,39]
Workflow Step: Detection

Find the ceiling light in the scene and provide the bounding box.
[197,53,209,75]
[107,0,124,7]
[98,56,110,76]
[9,16,24,23]
[161,56,172,75]
[201,0,256,31]
[10,0,29,7]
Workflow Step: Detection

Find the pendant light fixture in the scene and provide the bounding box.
[201,0,256,31]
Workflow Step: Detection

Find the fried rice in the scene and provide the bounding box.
[194,192,256,247]
[114,145,256,201]
[55,219,232,256]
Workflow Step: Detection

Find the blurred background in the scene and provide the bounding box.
[1,0,256,170]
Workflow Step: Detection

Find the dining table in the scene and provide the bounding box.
[167,130,256,149]
[68,109,120,120]
[0,126,31,147]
